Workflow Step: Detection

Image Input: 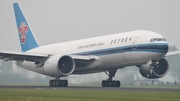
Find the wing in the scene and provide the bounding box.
[0,51,97,68]
[165,51,180,57]
[0,51,49,62]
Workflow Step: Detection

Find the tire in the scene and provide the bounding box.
[102,80,105,87]
[64,80,68,87]
[49,80,53,87]
[56,80,60,87]
[53,80,56,87]
[116,81,120,87]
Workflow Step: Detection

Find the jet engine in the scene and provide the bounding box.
[44,54,75,77]
[139,58,169,79]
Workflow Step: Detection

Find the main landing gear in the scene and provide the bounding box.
[101,70,120,87]
[49,77,68,87]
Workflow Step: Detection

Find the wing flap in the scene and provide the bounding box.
[71,55,96,60]
[71,55,97,68]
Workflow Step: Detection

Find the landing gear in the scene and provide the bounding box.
[101,70,121,87]
[102,80,120,87]
[49,77,68,87]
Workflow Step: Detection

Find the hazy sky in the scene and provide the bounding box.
[0,0,180,51]
[0,0,180,82]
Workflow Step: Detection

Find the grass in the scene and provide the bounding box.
[121,84,180,88]
[0,88,180,101]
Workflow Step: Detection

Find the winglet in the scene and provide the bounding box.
[13,3,39,52]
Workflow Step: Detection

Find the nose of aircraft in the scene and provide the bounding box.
[164,42,169,54]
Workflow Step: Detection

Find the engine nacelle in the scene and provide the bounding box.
[44,54,75,77]
[139,58,169,79]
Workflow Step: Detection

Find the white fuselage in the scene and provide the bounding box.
[16,30,169,76]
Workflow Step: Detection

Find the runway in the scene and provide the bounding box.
[0,86,180,92]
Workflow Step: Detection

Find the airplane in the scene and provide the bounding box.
[0,2,179,87]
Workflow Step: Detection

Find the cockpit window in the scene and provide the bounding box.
[163,38,167,41]
[158,38,163,41]
[150,38,166,42]
[154,38,157,41]
[150,39,154,42]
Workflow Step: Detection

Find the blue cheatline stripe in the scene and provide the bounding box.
[71,42,169,56]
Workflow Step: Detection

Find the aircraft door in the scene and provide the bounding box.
[126,37,143,62]
[132,37,138,50]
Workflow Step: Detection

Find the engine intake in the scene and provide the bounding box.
[44,55,75,77]
[58,56,74,75]
[139,58,169,79]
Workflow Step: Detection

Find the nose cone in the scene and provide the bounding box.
[164,43,169,54]
[158,42,169,53]
[150,42,169,60]
[152,42,169,53]
[156,42,169,60]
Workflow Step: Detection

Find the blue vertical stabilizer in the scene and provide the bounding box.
[13,3,38,52]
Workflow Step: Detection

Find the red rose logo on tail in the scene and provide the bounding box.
[19,22,28,44]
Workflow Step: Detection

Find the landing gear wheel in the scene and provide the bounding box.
[61,80,66,87]
[52,80,56,87]
[102,80,105,87]
[116,81,120,87]
[101,80,121,87]
[49,80,53,87]
[56,80,60,87]
[64,80,68,87]
[49,79,68,87]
